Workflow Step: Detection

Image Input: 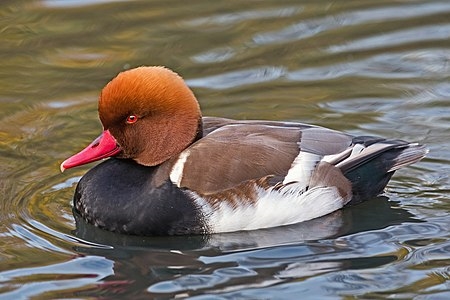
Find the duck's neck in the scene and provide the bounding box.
[194,116,204,142]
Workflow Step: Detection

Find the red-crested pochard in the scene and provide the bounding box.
[61,66,427,236]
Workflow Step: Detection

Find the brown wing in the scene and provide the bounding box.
[175,117,353,195]
[178,123,300,194]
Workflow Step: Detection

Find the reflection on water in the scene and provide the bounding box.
[0,0,449,298]
[72,197,416,251]
[1,256,114,299]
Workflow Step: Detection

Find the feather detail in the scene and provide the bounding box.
[192,180,347,234]
[283,151,321,187]
[388,143,428,172]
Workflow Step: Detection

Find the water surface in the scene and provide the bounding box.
[0,0,449,298]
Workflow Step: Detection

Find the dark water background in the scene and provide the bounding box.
[0,0,449,298]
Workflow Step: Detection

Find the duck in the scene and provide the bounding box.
[61,66,427,236]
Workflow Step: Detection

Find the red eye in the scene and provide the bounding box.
[126,115,138,124]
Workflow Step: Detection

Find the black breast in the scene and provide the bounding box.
[73,158,205,235]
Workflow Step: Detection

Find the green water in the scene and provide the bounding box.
[0,0,449,298]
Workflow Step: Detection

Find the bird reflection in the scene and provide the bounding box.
[72,196,418,252]
[69,196,419,298]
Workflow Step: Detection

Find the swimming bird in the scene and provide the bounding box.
[61,66,427,236]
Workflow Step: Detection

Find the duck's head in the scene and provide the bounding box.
[61,66,202,171]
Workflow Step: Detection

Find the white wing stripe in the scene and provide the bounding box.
[169,150,190,187]
[283,151,321,187]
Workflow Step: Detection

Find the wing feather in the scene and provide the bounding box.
[176,122,301,194]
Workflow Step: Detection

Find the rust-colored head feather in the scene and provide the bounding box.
[98,66,202,166]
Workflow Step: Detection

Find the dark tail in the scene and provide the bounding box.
[340,139,427,206]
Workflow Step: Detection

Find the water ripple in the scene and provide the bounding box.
[328,24,450,53]
[288,50,450,81]
[186,66,286,90]
[253,2,450,46]
[0,0,449,298]
[184,6,301,27]
[0,256,114,299]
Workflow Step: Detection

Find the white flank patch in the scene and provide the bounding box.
[169,150,190,187]
[283,151,321,187]
[192,184,346,233]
